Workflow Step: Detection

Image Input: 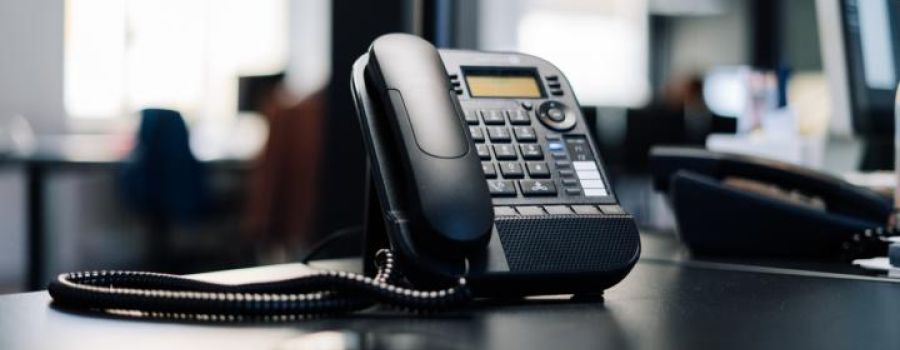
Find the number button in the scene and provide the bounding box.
[464,110,479,124]
[519,180,557,196]
[481,162,497,178]
[487,126,512,142]
[492,144,518,160]
[476,144,491,159]
[526,162,551,178]
[469,126,484,142]
[487,180,517,196]
[481,110,505,125]
[519,144,544,160]
[513,126,537,142]
[499,162,524,178]
[507,110,531,125]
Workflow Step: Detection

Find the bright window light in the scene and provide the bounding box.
[480,0,650,107]
[64,0,289,121]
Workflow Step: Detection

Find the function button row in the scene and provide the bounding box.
[486,179,557,197]
[493,204,627,216]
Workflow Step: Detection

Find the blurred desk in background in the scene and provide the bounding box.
[0,134,254,291]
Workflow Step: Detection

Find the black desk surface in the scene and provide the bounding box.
[2,233,900,350]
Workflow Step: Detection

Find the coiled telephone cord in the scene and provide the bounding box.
[48,250,471,321]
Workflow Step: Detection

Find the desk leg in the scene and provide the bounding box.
[26,164,45,291]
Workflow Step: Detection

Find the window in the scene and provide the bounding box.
[479,0,650,107]
[64,0,289,122]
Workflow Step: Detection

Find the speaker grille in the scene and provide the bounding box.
[495,215,640,273]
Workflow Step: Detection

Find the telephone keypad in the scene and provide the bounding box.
[468,103,610,202]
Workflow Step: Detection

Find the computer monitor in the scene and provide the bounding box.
[817,0,900,170]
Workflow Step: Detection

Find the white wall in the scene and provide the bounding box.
[0,0,65,134]
[0,0,64,291]
[667,0,750,76]
[285,0,331,99]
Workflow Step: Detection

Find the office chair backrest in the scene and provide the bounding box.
[120,108,208,223]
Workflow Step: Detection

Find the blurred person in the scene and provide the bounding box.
[240,73,325,263]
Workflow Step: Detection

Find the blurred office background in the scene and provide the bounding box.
[0,0,894,292]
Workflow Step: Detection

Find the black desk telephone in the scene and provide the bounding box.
[650,147,893,260]
[48,34,640,319]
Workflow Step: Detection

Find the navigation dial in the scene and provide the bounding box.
[537,101,576,131]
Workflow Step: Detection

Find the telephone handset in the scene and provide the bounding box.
[364,34,493,257]
[47,34,640,319]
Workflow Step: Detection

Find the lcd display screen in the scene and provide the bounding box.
[464,69,544,98]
